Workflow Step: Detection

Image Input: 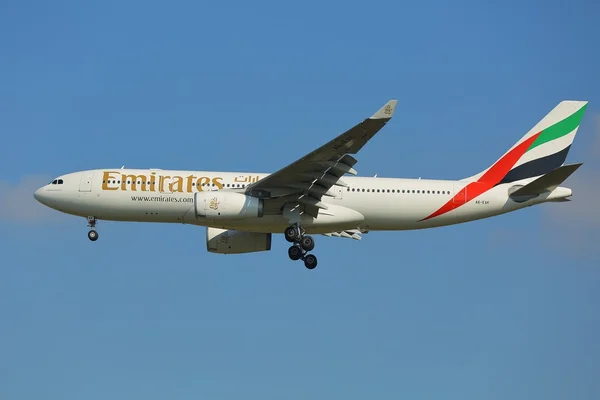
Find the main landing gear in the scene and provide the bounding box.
[87,216,99,241]
[285,225,318,269]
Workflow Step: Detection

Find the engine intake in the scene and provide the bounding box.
[195,191,264,220]
[206,227,272,254]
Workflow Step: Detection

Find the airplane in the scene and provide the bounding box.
[34,99,588,269]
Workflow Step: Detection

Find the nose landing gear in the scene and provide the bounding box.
[87,216,98,241]
[285,225,318,269]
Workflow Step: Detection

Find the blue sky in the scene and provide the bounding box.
[1,0,599,399]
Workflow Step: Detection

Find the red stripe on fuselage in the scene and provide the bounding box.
[420,132,541,221]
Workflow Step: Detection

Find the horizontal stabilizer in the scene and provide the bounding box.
[509,163,582,198]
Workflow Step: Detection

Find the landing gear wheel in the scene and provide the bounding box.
[288,245,303,260]
[300,236,315,251]
[88,230,98,241]
[284,226,299,243]
[303,254,317,269]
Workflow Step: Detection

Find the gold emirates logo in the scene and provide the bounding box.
[208,197,220,210]
[100,171,259,193]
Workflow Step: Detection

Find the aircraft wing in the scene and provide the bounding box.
[245,100,397,217]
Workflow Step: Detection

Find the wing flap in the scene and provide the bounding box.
[322,229,367,240]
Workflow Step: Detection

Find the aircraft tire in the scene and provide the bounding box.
[288,245,302,260]
[300,236,315,251]
[284,226,298,242]
[303,254,317,269]
[88,230,99,241]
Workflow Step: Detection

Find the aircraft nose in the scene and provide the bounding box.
[34,187,45,203]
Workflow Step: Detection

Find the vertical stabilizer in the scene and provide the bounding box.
[463,100,588,184]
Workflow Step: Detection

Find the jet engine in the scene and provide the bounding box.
[195,191,264,220]
[206,227,272,254]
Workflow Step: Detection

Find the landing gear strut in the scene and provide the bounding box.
[285,224,318,269]
[87,216,99,241]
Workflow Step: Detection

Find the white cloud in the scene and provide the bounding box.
[0,175,62,223]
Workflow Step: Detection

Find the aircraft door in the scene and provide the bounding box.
[334,186,343,199]
[453,183,467,206]
[79,171,94,192]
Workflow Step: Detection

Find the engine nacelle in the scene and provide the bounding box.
[206,227,272,254]
[195,191,264,220]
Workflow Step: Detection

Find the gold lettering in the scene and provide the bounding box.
[102,171,119,191]
[169,176,184,192]
[122,174,148,191]
[159,175,170,192]
[212,177,224,190]
[186,175,197,193]
[196,176,210,191]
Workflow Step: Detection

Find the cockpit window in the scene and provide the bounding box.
[51,180,57,184]
[58,179,63,184]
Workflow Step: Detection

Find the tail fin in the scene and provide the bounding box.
[463,100,588,185]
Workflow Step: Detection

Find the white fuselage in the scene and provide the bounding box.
[33,168,571,234]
